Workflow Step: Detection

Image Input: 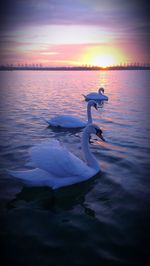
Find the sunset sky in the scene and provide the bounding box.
[0,0,149,67]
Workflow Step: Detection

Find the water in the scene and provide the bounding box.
[0,70,150,266]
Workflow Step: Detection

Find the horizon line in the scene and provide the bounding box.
[0,64,150,71]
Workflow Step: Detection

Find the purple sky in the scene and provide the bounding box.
[0,0,149,66]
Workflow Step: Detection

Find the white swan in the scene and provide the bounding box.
[83,87,108,101]
[45,100,98,128]
[7,124,105,189]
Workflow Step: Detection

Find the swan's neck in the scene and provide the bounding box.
[82,130,100,171]
[87,103,92,123]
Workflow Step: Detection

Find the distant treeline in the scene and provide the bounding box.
[0,65,150,71]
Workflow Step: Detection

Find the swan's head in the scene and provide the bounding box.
[98,87,104,94]
[86,123,105,142]
[88,100,98,110]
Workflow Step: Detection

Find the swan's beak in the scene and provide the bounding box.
[96,131,105,142]
[94,103,98,110]
[100,134,105,142]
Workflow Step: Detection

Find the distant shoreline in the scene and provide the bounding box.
[0,66,150,71]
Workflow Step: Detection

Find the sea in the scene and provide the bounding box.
[0,70,150,266]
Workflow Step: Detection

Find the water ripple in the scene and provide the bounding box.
[0,70,149,266]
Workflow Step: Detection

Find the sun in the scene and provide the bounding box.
[80,46,125,68]
[91,54,115,68]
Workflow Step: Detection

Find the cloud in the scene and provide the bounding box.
[0,0,149,64]
[0,0,149,29]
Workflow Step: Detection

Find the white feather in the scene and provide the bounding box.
[7,124,103,189]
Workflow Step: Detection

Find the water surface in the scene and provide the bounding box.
[0,70,150,266]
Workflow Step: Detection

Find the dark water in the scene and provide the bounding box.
[0,70,150,266]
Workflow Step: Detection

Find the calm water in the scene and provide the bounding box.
[0,70,150,266]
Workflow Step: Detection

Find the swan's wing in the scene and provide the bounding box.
[47,115,86,128]
[66,151,96,177]
[7,139,98,189]
[7,167,95,189]
[85,93,99,100]
[7,168,55,187]
[86,93,108,101]
[30,140,95,178]
[102,95,108,100]
[86,92,98,97]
